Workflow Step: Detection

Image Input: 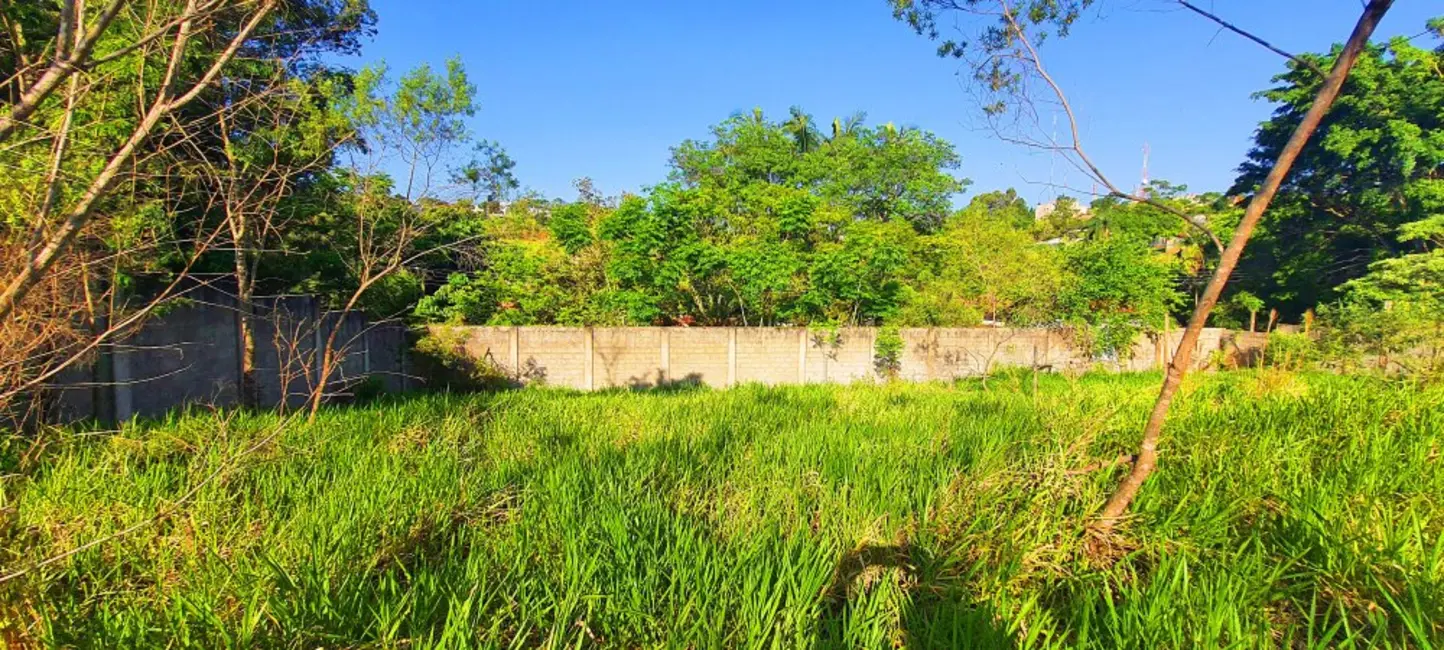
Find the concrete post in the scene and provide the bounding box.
[362,325,372,375]
[91,313,115,423]
[660,328,671,384]
[727,328,737,387]
[583,328,595,390]
[797,328,807,383]
[112,344,133,422]
[869,328,878,381]
[509,327,520,377]
[399,329,410,392]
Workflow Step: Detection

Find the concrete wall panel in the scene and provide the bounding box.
[667,328,731,387]
[517,327,587,389]
[804,328,876,384]
[736,328,804,386]
[460,327,513,372]
[594,328,663,388]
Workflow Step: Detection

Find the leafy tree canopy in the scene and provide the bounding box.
[1232,31,1444,315]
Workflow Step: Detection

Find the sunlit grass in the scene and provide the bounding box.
[1,371,1440,648]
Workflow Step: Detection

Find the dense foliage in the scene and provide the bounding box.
[412,110,1206,357]
[1232,33,1444,316]
[1227,28,1444,371]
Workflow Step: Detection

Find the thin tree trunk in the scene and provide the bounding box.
[218,105,261,409]
[233,238,259,409]
[308,277,376,421]
[1096,0,1394,528]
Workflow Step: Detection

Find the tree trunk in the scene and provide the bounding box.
[1249,311,1257,333]
[308,339,335,421]
[1096,0,1394,529]
[233,244,259,409]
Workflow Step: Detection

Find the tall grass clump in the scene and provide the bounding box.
[0,372,1440,648]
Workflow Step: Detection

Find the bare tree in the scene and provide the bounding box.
[0,0,370,421]
[306,174,422,420]
[1097,0,1394,527]
[894,0,1396,529]
[180,84,349,408]
[0,0,279,323]
[298,59,478,420]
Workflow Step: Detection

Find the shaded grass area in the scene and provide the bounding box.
[1,371,1441,648]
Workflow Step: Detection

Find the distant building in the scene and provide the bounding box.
[1033,201,1090,221]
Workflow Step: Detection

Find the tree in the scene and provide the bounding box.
[455,139,519,212]
[1232,32,1444,316]
[892,0,1397,529]
[1232,291,1264,332]
[0,0,288,322]
[962,188,1034,231]
[189,84,347,407]
[301,57,480,419]
[0,0,374,416]
[548,202,593,254]
[900,209,1064,326]
[1059,237,1182,357]
[783,105,823,154]
[1323,214,1444,374]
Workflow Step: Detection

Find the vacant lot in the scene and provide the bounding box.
[2,372,1441,648]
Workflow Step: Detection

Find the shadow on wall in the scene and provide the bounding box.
[621,372,707,393]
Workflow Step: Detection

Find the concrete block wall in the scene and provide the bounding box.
[668,328,730,386]
[593,328,663,388]
[519,328,588,388]
[737,328,805,385]
[431,325,1261,391]
[804,328,876,384]
[48,288,408,422]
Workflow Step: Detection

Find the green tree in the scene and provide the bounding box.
[1233,32,1444,316]
[892,0,1396,526]
[1323,214,1444,373]
[900,210,1064,326]
[1232,291,1265,332]
[548,203,594,255]
[961,188,1034,230]
[454,139,519,212]
[1059,237,1182,358]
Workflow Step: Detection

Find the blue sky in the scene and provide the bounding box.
[342,1,1439,205]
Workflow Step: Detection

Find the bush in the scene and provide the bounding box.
[873,326,903,379]
[410,327,514,391]
[1263,331,1318,371]
[1317,299,1444,377]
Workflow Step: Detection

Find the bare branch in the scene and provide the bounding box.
[1097,0,1395,528]
[994,0,1224,252]
[1177,0,1327,78]
[0,0,279,322]
[0,0,129,142]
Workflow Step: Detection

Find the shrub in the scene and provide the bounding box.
[1263,331,1318,371]
[410,327,513,391]
[873,326,903,379]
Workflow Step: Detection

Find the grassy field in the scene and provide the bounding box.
[1,371,1441,648]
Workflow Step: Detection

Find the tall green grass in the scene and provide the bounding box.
[1,371,1440,648]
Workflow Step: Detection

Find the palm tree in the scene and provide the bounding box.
[829,111,867,141]
[784,106,821,154]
